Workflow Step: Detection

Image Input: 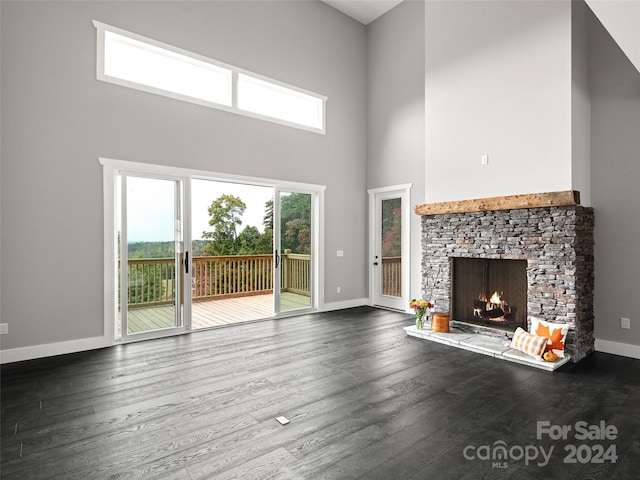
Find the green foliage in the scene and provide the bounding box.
[127,240,209,258]
[200,193,276,256]
[128,242,173,259]
[191,240,209,257]
[283,218,311,254]
[237,225,271,255]
[202,194,247,256]
[381,198,401,257]
[127,263,167,305]
[279,193,311,254]
[126,192,312,260]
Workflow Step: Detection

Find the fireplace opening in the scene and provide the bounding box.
[451,258,527,333]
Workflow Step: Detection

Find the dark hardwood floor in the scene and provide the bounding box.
[2,306,639,479]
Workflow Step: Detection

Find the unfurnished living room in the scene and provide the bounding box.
[1,0,639,479]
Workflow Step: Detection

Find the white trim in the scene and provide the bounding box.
[93,20,326,134]
[102,163,116,345]
[316,189,326,312]
[595,338,640,360]
[367,184,413,195]
[0,336,110,364]
[99,157,326,193]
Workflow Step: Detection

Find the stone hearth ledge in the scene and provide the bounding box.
[404,322,571,371]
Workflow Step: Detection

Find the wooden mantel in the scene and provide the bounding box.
[414,190,580,216]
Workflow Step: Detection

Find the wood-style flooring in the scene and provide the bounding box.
[2,307,639,479]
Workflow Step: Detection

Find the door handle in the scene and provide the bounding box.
[373,262,379,266]
[275,250,280,268]
[184,252,189,273]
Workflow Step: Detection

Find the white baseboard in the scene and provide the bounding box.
[0,336,110,364]
[595,338,640,360]
[321,298,369,312]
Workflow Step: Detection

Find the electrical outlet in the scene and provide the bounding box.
[0,323,8,335]
[337,286,341,294]
[621,317,631,329]
[481,154,489,165]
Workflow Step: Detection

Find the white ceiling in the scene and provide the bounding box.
[322,0,404,25]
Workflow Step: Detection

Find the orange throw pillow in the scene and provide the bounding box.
[530,317,569,358]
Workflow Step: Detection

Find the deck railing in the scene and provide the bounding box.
[281,253,311,296]
[382,256,401,297]
[192,254,273,301]
[126,258,176,307]
[123,253,310,307]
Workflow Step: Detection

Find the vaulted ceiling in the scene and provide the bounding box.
[322,0,404,25]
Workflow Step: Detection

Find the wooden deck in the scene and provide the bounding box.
[125,292,310,334]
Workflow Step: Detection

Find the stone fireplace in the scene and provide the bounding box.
[417,191,595,362]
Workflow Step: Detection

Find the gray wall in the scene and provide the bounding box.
[572,0,592,207]
[0,1,367,351]
[366,0,425,303]
[425,0,575,203]
[589,10,640,346]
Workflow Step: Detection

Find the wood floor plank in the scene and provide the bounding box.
[2,306,640,479]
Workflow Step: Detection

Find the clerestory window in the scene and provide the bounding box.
[94,21,326,133]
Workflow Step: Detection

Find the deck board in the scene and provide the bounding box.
[125,293,310,333]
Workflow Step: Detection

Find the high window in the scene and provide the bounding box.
[94,21,326,133]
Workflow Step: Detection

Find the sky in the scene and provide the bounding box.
[125,177,273,242]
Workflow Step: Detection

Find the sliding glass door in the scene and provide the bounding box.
[104,158,323,343]
[274,189,313,313]
[117,173,190,341]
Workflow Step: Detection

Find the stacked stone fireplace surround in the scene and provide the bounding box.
[420,205,595,362]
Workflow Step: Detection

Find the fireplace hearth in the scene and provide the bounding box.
[417,193,594,362]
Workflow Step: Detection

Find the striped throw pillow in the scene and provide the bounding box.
[510,327,547,358]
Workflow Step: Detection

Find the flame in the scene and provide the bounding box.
[489,291,502,304]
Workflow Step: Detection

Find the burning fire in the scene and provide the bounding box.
[489,291,502,305]
[473,291,511,323]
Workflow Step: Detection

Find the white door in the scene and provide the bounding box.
[369,185,411,311]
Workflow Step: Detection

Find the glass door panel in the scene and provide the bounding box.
[275,190,313,313]
[119,175,186,340]
[380,197,402,298]
[190,179,275,327]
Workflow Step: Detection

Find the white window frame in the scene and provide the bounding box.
[93,21,327,134]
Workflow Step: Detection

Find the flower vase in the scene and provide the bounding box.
[416,313,424,330]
